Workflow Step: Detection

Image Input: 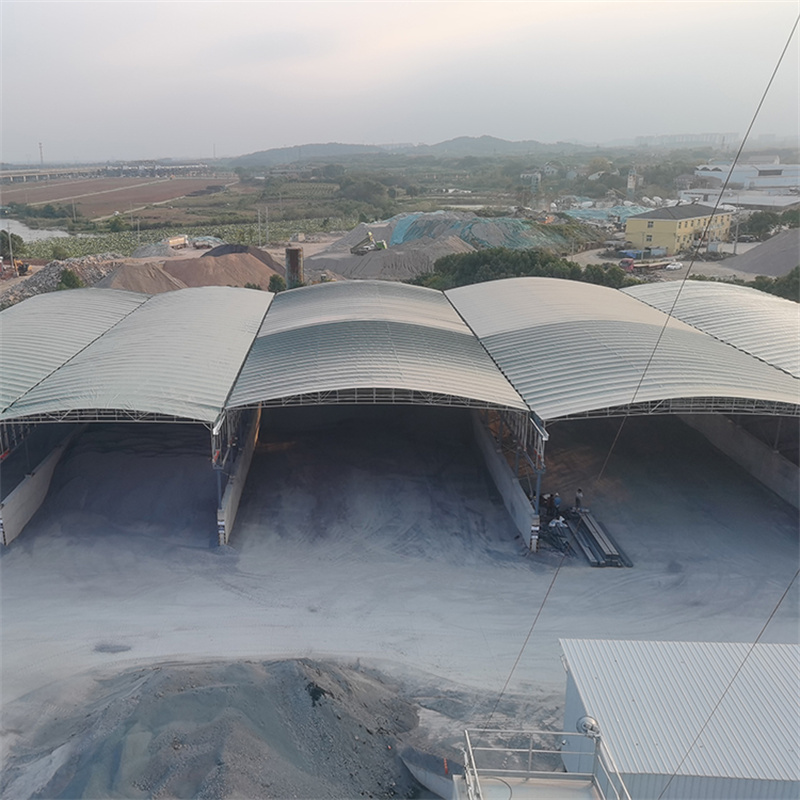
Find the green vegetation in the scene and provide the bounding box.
[268,274,286,293]
[0,230,25,259]
[409,248,639,291]
[739,210,798,240]
[19,218,353,259]
[56,268,84,290]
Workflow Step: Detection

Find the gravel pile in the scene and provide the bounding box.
[313,212,598,282]
[1,659,421,800]
[0,254,125,309]
[307,234,476,281]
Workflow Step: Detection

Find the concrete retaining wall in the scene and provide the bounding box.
[679,413,799,509]
[472,411,537,545]
[1,440,71,546]
[217,408,261,545]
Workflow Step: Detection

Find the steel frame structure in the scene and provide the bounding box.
[236,387,525,410]
[556,396,800,420]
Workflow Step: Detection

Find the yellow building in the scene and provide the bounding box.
[624,204,732,256]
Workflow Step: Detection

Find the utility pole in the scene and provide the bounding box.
[264,206,269,245]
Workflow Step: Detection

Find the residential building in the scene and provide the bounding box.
[625,203,732,255]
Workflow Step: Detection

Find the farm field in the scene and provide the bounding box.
[2,176,236,220]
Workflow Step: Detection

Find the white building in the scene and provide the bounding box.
[560,639,800,800]
[695,159,800,191]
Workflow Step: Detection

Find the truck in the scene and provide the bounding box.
[619,257,681,274]
[349,232,387,256]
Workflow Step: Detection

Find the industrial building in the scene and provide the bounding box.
[1,277,797,548]
[624,204,733,255]
[458,640,800,800]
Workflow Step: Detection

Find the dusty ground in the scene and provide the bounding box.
[1,407,797,797]
[569,244,762,282]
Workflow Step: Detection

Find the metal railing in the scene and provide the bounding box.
[462,729,632,800]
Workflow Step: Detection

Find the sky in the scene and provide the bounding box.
[1,0,798,164]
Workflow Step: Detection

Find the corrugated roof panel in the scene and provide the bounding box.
[560,639,800,782]
[2,287,272,424]
[623,282,800,378]
[485,321,800,420]
[258,280,469,337]
[229,319,527,410]
[0,289,149,412]
[447,278,662,338]
[448,278,800,420]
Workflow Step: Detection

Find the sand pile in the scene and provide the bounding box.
[162,252,281,290]
[203,244,284,272]
[96,261,187,294]
[1,659,420,800]
[307,235,476,280]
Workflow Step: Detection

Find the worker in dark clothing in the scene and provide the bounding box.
[553,493,562,516]
[575,488,584,511]
[546,493,555,518]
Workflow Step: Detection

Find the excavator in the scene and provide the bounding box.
[0,258,29,279]
[349,231,387,256]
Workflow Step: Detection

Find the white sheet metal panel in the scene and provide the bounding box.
[255,279,470,336]
[447,278,800,420]
[229,281,527,410]
[560,639,800,785]
[2,287,272,424]
[623,281,800,378]
[0,289,149,412]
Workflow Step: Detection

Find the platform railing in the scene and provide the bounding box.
[462,728,631,800]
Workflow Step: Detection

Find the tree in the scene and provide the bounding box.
[0,230,24,259]
[51,243,70,260]
[268,274,286,293]
[780,209,799,228]
[107,215,129,232]
[56,268,84,290]
[742,211,779,240]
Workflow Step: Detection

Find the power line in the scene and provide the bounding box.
[597,11,800,482]
[481,549,568,730]
[655,568,799,800]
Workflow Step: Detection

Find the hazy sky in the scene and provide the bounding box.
[2,1,798,163]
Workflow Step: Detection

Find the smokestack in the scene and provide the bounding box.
[285,247,304,288]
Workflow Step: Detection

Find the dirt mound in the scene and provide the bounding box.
[96,261,187,294]
[306,234,476,281]
[1,659,419,800]
[203,244,284,272]
[162,252,281,290]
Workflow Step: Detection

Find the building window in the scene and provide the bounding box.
[646,235,653,242]
[647,221,654,228]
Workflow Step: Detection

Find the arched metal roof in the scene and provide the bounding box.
[1,288,272,425]
[228,280,527,410]
[446,278,800,421]
[0,289,149,413]
[623,281,800,378]
[1,278,797,427]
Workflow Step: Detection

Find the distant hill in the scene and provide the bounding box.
[229,136,592,167]
[230,143,384,168]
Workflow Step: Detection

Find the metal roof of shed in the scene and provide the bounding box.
[447,278,800,420]
[1,287,272,425]
[0,289,149,414]
[560,639,800,783]
[623,281,800,378]
[229,280,526,410]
